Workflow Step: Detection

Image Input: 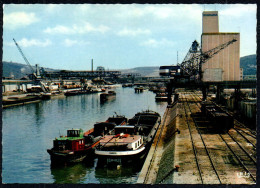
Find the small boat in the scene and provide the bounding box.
[100,91,116,102]
[64,89,92,96]
[155,92,169,101]
[95,110,161,166]
[47,114,127,164]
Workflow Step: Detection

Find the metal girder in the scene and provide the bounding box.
[180,38,237,80]
[13,38,35,74]
[179,40,201,76]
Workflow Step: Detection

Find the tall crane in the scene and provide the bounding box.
[13,38,48,92]
[13,38,38,79]
[179,38,237,80]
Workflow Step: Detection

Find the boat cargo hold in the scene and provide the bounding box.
[95,110,161,166]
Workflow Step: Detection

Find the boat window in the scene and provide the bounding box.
[135,143,137,148]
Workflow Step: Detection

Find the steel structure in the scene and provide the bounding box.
[13,38,39,79]
[13,38,48,92]
[179,39,237,80]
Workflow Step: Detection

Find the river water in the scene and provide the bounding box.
[2,86,167,184]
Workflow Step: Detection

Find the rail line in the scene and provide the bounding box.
[189,92,256,150]
[182,93,222,184]
[187,92,257,183]
[191,91,256,139]
[182,95,204,184]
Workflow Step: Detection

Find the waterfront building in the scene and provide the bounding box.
[201,11,241,81]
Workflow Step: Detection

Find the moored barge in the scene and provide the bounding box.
[47,115,127,164]
[100,91,116,102]
[95,110,161,166]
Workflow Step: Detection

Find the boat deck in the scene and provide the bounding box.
[100,135,141,144]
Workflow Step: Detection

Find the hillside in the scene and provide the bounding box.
[240,54,257,75]
[2,61,57,79]
[2,54,256,79]
[120,66,160,77]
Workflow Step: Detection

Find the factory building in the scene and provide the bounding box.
[201,11,241,81]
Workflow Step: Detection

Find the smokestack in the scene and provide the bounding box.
[91,59,93,72]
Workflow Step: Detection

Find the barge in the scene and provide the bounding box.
[95,110,161,166]
[47,115,127,164]
[100,91,116,102]
[2,94,42,108]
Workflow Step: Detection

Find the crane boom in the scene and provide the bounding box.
[13,38,35,75]
[180,38,237,79]
[13,38,48,92]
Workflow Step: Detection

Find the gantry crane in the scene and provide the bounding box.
[13,38,48,92]
[179,38,237,80]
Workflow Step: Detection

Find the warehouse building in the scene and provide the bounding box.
[201,11,242,81]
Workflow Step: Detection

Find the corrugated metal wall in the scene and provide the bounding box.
[201,33,240,81]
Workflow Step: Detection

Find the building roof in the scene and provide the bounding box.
[202,32,239,35]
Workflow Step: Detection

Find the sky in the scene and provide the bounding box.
[3,4,257,71]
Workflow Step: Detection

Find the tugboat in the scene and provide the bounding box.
[95,110,161,166]
[47,114,127,164]
[100,91,116,102]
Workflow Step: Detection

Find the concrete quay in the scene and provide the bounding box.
[137,91,256,185]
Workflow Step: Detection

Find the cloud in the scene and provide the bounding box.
[140,38,175,48]
[219,4,256,17]
[15,38,52,47]
[4,11,39,29]
[44,22,110,35]
[117,28,151,37]
[63,39,90,47]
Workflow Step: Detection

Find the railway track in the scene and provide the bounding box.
[186,92,256,183]
[139,91,256,184]
[181,93,222,184]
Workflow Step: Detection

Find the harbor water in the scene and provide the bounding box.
[2,86,167,184]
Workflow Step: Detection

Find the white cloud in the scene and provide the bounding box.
[63,39,90,47]
[15,38,52,47]
[44,22,110,35]
[4,11,39,29]
[140,38,174,48]
[220,4,256,17]
[117,28,151,37]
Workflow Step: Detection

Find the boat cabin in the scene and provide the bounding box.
[53,129,85,151]
[67,129,83,137]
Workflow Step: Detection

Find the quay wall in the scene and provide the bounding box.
[137,102,178,184]
[155,103,178,184]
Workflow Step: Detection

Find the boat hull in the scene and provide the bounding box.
[2,95,42,108]
[95,110,161,166]
[47,148,95,164]
[96,146,147,166]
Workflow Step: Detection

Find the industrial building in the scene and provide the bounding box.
[201,11,241,82]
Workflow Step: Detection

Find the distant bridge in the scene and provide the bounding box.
[43,70,121,79]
